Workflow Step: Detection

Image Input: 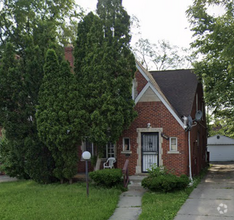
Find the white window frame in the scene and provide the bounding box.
[122,137,130,151]
[169,137,178,152]
[104,143,115,159]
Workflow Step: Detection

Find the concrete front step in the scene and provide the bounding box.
[129,175,148,182]
[128,175,148,190]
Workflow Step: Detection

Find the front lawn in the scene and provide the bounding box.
[0,180,121,220]
[139,190,191,220]
[139,167,209,220]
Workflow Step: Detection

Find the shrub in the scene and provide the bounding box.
[142,166,190,192]
[148,165,170,177]
[89,168,123,187]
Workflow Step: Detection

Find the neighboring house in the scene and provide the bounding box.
[207,134,234,162]
[66,47,207,178]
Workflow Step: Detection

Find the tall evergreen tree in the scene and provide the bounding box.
[36,49,86,182]
[0,42,56,183]
[75,0,136,150]
[0,43,28,178]
[0,0,83,182]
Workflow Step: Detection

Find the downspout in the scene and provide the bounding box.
[183,116,193,183]
[188,130,193,183]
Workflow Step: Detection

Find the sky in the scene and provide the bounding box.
[77,0,226,49]
[0,0,225,49]
[77,0,194,49]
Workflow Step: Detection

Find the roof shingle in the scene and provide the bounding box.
[150,69,198,118]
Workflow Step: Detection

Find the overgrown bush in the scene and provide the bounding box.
[89,169,123,187]
[142,165,190,192]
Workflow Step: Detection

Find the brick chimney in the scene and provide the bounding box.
[64,44,74,70]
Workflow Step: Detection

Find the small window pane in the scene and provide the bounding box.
[123,138,130,151]
[104,143,115,158]
[170,137,177,151]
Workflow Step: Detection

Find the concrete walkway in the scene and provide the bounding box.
[174,162,234,220]
[109,176,147,220]
[0,175,18,183]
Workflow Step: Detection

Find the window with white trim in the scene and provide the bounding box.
[103,143,115,158]
[170,137,178,151]
[123,138,130,151]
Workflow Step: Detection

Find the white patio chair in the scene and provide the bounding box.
[103,157,116,169]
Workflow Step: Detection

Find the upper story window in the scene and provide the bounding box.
[132,78,137,100]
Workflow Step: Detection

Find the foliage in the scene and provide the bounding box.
[0,43,29,179]
[36,49,86,181]
[89,168,123,187]
[147,164,171,177]
[133,38,195,70]
[0,42,56,183]
[0,1,84,183]
[139,166,209,220]
[142,166,190,192]
[0,0,83,54]
[187,0,234,128]
[74,0,137,149]
[142,175,190,193]
[0,180,121,220]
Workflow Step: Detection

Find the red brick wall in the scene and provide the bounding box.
[116,101,189,176]
[115,82,207,177]
[189,83,207,176]
[64,46,74,70]
[135,70,148,95]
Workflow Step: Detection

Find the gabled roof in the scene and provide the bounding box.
[135,61,186,129]
[150,69,198,118]
[208,134,234,145]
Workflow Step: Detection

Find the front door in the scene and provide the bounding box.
[142,132,159,172]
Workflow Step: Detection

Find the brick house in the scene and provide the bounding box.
[67,47,208,178]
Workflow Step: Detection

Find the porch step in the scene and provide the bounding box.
[128,175,148,190]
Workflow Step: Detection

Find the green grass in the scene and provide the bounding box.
[139,167,209,220]
[0,180,121,220]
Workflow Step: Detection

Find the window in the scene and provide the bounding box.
[103,143,115,158]
[132,78,137,100]
[170,137,177,151]
[84,139,94,156]
[123,138,130,151]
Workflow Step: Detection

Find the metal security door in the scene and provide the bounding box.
[142,133,159,172]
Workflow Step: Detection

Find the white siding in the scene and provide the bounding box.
[208,145,234,161]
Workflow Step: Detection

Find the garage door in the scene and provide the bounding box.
[208,145,234,161]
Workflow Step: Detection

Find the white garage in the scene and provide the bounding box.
[207,134,234,162]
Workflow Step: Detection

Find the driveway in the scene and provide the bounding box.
[174,162,234,220]
[0,175,18,183]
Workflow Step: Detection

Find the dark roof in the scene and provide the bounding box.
[150,69,198,117]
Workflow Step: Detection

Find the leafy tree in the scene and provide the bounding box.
[0,0,83,54]
[0,42,56,183]
[187,0,234,132]
[0,0,83,182]
[133,38,195,70]
[36,49,86,182]
[75,0,137,150]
